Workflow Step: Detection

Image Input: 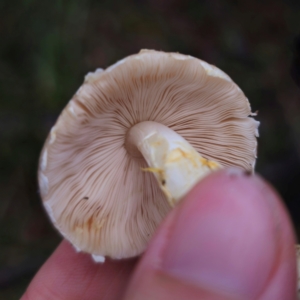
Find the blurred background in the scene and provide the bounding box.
[1,0,300,298]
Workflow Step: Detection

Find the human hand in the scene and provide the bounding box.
[21,169,297,300]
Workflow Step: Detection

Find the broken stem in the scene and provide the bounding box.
[126,121,221,206]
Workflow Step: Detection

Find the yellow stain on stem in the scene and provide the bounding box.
[199,157,221,170]
[166,148,198,167]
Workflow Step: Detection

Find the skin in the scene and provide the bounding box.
[21,169,297,300]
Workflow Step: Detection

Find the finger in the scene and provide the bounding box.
[124,169,297,300]
[21,240,137,300]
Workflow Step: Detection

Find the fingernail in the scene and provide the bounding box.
[161,169,280,299]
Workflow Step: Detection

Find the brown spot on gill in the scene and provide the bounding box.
[87,216,93,232]
[74,216,107,234]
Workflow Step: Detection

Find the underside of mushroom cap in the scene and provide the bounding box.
[38,49,259,259]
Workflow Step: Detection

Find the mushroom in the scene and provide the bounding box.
[38,50,259,261]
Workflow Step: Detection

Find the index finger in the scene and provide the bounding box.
[21,240,137,300]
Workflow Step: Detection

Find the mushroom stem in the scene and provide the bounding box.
[125,121,221,206]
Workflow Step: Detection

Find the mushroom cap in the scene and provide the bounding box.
[38,50,259,259]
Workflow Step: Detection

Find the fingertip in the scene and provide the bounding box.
[126,169,297,300]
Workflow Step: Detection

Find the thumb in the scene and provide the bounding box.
[124,169,297,300]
